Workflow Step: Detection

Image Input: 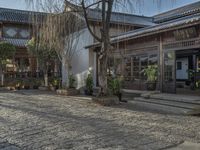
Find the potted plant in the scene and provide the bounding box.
[24,80,30,90]
[142,65,158,91]
[108,76,126,102]
[20,80,25,89]
[33,79,41,89]
[69,74,76,89]
[85,73,93,95]
[52,78,60,90]
[56,74,79,96]
[187,69,196,90]
[15,79,22,90]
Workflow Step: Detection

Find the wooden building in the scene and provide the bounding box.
[0,8,58,78]
[87,2,200,94]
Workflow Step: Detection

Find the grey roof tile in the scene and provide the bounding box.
[0,7,47,24]
[86,13,200,48]
[1,38,28,47]
[154,1,200,23]
[87,9,155,26]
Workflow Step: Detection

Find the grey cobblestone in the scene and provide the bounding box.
[0,91,200,150]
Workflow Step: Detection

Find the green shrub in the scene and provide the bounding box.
[69,74,76,88]
[196,80,200,89]
[142,65,158,82]
[108,76,123,96]
[85,73,93,95]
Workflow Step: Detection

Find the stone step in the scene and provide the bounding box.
[121,89,159,98]
[134,97,197,110]
[149,94,200,104]
[129,100,189,115]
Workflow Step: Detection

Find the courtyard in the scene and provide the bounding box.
[0,91,200,150]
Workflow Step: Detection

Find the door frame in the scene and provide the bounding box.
[161,50,176,93]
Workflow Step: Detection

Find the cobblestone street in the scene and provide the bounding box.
[0,91,200,150]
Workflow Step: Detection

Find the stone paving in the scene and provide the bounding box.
[0,90,200,150]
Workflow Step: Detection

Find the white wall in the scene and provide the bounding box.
[71,28,94,89]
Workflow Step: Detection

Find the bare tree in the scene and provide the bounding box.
[26,0,83,88]
[26,37,56,87]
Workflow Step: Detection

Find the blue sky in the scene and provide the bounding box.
[0,0,199,16]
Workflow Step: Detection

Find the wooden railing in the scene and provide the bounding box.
[163,38,200,51]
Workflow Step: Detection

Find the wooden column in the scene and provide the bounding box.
[159,35,163,92]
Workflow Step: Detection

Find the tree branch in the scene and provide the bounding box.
[81,0,102,42]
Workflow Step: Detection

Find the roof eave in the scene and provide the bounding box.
[86,20,200,49]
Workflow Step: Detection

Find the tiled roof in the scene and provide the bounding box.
[86,9,155,26]
[154,1,200,23]
[1,38,29,48]
[0,6,155,27]
[65,1,155,27]
[86,13,200,48]
[0,7,47,24]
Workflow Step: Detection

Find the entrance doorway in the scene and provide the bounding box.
[162,49,200,95]
[175,49,200,96]
[176,57,188,80]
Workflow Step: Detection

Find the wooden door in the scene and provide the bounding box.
[162,51,176,93]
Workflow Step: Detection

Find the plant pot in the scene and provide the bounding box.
[9,86,16,91]
[93,96,120,106]
[56,88,79,96]
[16,86,21,90]
[24,85,30,90]
[49,86,56,91]
[39,86,48,91]
[84,89,93,96]
[185,80,191,86]
[146,82,156,91]
[33,85,39,89]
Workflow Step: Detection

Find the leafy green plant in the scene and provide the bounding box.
[0,42,16,86]
[108,76,123,96]
[188,69,195,80]
[85,73,93,95]
[69,74,76,88]
[196,80,200,89]
[142,65,158,82]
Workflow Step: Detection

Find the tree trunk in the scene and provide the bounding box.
[0,65,4,86]
[36,58,39,78]
[44,62,49,87]
[98,42,109,95]
[44,73,48,87]
[61,56,69,88]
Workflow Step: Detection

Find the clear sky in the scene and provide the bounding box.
[0,0,199,16]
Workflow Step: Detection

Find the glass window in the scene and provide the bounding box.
[197,56,200,72]
[140,55,148,80]
[124,57,132,81]
[132,56,140,80]
[177,62,182,70]
[164,52,175,82]
[149,54,158,65]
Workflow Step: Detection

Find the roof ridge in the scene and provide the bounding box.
[154,1,200,17]
[88,8,152,19]
[0,7,48,15]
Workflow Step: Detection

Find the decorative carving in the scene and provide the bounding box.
[5,28,17,37]
[20,29,30,38]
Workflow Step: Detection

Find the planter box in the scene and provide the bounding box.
[0,87,9,91]
[93,96,120,106]
[49,86,56,91]
[9,86,16,91]
[38,86,48,91]
[33,85,39,89]
[56,88,79,96]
